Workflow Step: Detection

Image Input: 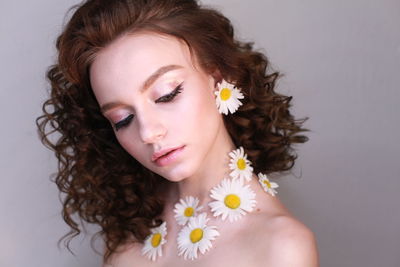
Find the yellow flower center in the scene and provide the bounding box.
[224,194,241,209]
[184,207,194,217]
[236,158,246,170]
[263,180,271,188]
[220,88,231,101]
[151,233,162,248]
[190,228,204,243]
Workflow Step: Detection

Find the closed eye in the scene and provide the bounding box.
[114,114,134,131]
[113,83,183,131]
[155,83,183,103]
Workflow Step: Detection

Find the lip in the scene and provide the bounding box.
[152,145,185,167]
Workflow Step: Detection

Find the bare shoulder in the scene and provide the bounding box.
[242,179,319,266]
[265,214,319,266]
[242,184,319,266]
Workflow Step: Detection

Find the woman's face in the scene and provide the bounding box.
[90,33,226,182]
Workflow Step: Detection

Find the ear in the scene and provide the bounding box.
[210,68,223,88]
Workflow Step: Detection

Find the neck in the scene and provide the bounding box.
[173,124,235,206]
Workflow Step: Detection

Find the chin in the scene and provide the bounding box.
[160,165,195,183]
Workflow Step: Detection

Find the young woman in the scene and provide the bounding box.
[37,0,318,266]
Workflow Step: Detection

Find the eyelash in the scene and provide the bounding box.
[155,83,183,103]
[113,83,184,131]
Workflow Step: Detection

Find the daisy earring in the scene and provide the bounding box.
[214,79,244,115]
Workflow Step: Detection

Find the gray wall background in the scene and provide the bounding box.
[1,0,399,266]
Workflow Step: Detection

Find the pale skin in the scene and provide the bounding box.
[90,32,319,267]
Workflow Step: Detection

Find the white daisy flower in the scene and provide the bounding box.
[228,146,254,183]
[177,213,220,260]
[209,178,257,222]
[173,196,203,226]
[258,173,279,196]
[215,80,244,115]
[141,221,167,261]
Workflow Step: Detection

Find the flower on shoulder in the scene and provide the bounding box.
[209,178,257,222]
[258,173,279,196]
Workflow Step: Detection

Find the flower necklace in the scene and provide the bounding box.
[141,146,279,261]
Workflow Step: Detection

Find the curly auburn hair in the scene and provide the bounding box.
[36,0,308,261]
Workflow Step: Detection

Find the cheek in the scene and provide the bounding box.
[195,82,219,122]
[180,83,220,138]
[116,132,145,161]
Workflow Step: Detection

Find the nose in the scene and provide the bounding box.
[137,111,167,144]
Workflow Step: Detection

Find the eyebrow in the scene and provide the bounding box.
[100,64,183,114]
